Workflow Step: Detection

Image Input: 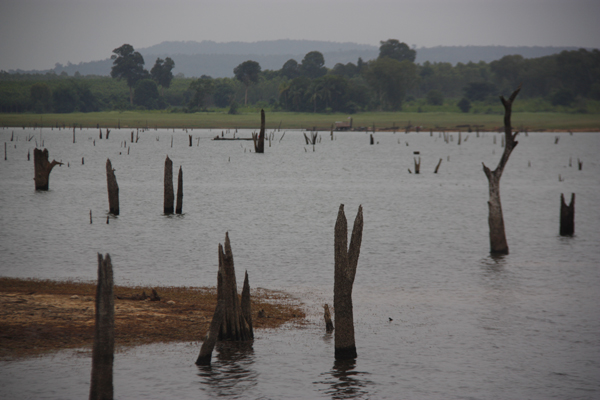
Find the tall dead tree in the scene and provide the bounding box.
[253,109,265,153]
[164,156,174,214]
[175,166,183,214]
[106,159,119,215]
[33,148,63,190]
[89,253,114,400]
[560,193,575,236]
[334,204,363,360]
[482,85,521,255]
[217,232,252,341]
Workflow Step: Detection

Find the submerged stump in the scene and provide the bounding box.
[334,204,363,360]
[324,304,334,333]
[106,159,119,215]
[33,148,63,190]
[482,84,521,255]
[253,109,265,153]
[560,193,575,236]
[164,156,174,214]
[89,253,114,400]
[175,166,183,214]
[195,300,225,366]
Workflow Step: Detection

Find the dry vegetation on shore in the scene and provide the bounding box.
[0,278,306,359]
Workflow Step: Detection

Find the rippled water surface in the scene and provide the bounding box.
[1,127,599,399]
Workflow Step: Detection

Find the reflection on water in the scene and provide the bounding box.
[317,359,373,400]
[197,341,256,398]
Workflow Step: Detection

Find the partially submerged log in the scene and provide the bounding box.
[175,166,183,214]
[33,148,63,190]
[482,85,521,255]
[217,232,253,341]
[164,156,174,214]
[334,204,363,360]
[434,158,443,173]
[560,193,575,236]
[106,159,119,215]
[89,253,114,400]
[253,109,265,153]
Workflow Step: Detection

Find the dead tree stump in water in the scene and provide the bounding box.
[164,156,174,214]
[324,304,334,332]
[217,232,252,341]
[414,157,421,174]
[334,204,363,360]
[106,159,119,215]
[482,85,521,255]
[253,109,265,153]
[175,166,183,214]
[241,271,253,339]
[33,148,63,190]
[434,158,443,173]
[89,253,114,400]
[560,193,575,236]
[196,300,226,366]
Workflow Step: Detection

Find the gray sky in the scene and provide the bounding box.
[1,0,598,71]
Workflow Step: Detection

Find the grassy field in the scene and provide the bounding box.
[1,110,599,132]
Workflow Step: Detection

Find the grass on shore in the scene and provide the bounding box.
[1,110,599,132]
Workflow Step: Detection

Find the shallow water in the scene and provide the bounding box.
[1,127,599,399]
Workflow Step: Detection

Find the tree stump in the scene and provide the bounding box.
[33,148,63,190]
[175,166,183,214]
[241,271,253,339]
[196,300,225,366]
[334,204,363,360]
[89,253,114,400]
[434,158,442,173]
[560,193,575,236]
[414,157,421,174]
[164,156,174,214]
[217,233,252,341]
[324,304,334,332]
[253,109,265,153]
[106,159,119,215]
[482,85,521,255]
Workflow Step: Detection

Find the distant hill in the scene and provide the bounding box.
[6,40,591,78]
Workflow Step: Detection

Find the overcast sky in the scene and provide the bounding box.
[1,0,598,71]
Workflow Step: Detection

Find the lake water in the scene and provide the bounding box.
[1,126,599,399]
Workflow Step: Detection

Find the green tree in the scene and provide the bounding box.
[133,79,160,109]
[300,51,327,79]
[463,82,497,101]
[281,59,300,79]
[426,89,444,106]
[378,39,416,63]
[110,44,148,105]
[30,82,52,113]
[234,60,261,106]
[188,76,214,109]
[213,80,236,108]
[365,57,416,110]
[151,57,175,96]
[457,97,471,113]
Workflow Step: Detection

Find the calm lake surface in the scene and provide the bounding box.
[1,126,599,399]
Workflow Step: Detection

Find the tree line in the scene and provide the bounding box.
[1,40,598,114]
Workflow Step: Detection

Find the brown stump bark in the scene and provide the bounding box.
[89,253,114,400]
[106,159,119,215]
[324,304,334,332]
[164,156,174,214]
[560,193,575,236]
[370,134,374,145]
[175,166,183,214]
[195,300,225,366]
[188,135,192,147]
[217,233,252,341]
[414,157,421,174]
[334,204,363,360]
[253,109,265,153]
[434,158,442,174]
[482,85,521,255]
[241,271,253,339]
[33,148,63,190]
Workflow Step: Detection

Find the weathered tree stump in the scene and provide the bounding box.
[217,232,252,341]
[560,193,575,236]
[253,109,265,153]
[370,134,374,145]
[241,271,253,339]
[33,148,63,190]
[482,85,521,255]
[164,156,174,214]
[196,300,225,366]
[89,253,114,400]
[324,304,334,332]
[106,159,119,215]
[188,135,192,147]
[434,158,443,174]
[334,204,363,360]
[175,166,183,214]
[414,157,421,174]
